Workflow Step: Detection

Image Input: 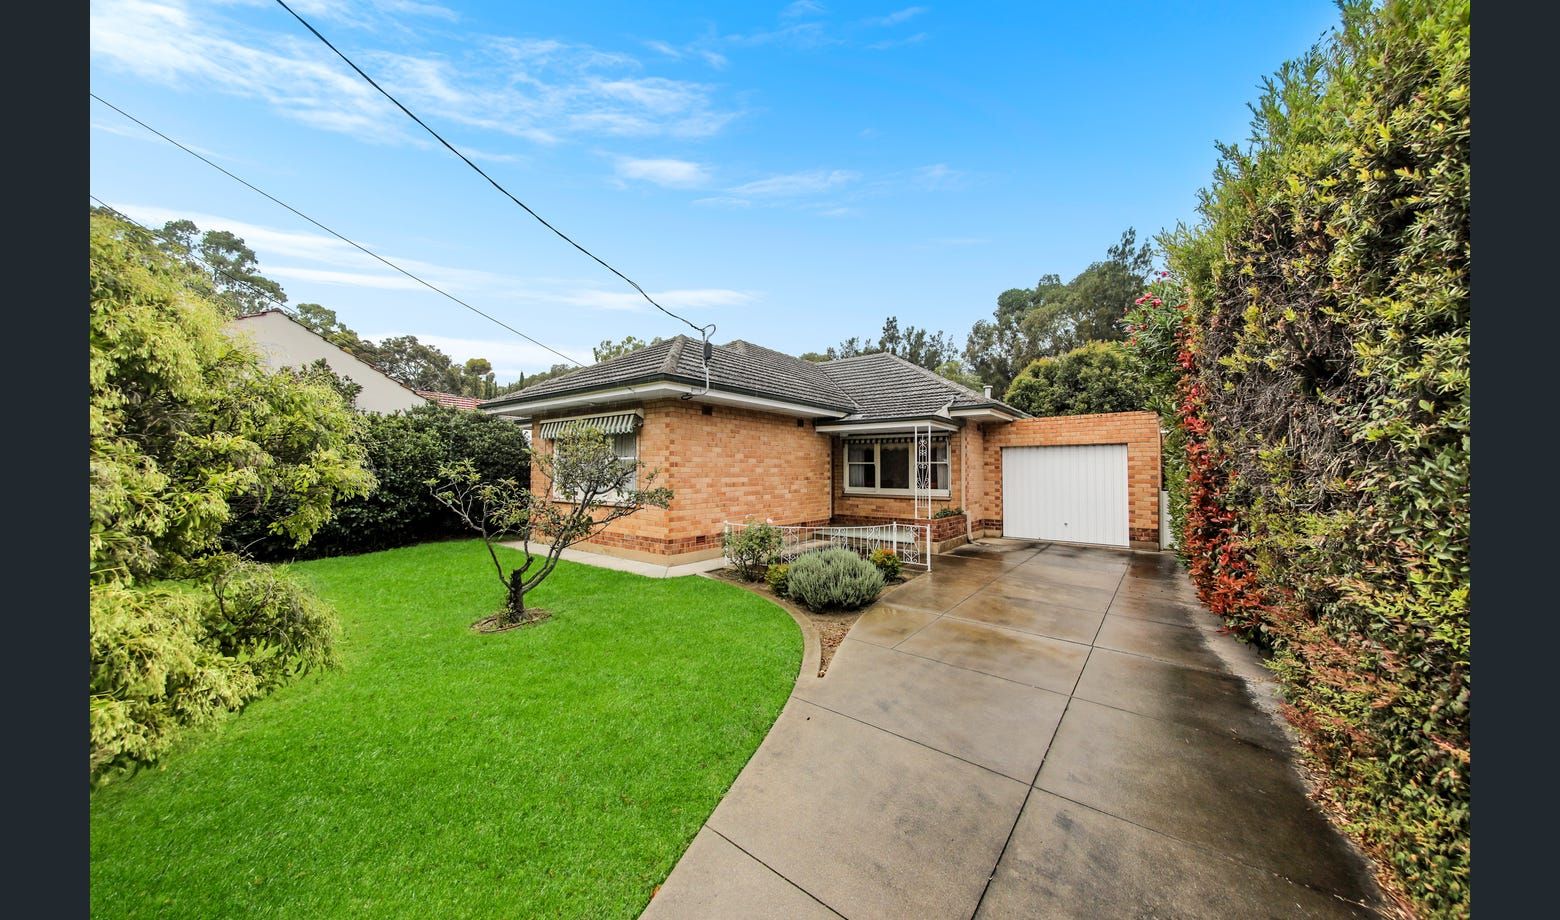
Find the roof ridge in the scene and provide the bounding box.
[660,335,688,375]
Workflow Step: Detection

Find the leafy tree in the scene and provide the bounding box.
[429,429,671,626]
[495,362,578,395]
[299,358,363,408]
[825,336,874,360]
[819,317,955,369]
[294,302,369,352]
[593,335,665,362]
[197,229,288,316]
[367,335,457,390]
[90,211,374,583]
[1004,341,1148,416]
[798,351,829,363]
[964,230,1155,393]
[933,358,984,390]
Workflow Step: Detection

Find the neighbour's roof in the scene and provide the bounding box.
[480,335,1026,422]
[415,389,483,411]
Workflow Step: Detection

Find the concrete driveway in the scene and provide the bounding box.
[643,540,1383,919]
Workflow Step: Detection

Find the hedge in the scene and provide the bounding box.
[225,404,530,560]
[1148,1,1470,914]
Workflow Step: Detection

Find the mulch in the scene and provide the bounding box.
[705,567,922,676]
[470,609,552,633]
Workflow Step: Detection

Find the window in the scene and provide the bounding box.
[610,431,638,492]
[842,437,951,496]
[549,429,638,502]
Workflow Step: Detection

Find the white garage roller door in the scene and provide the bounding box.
[1002,445,1129,546]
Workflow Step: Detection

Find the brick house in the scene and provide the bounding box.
[481,337,1161,563]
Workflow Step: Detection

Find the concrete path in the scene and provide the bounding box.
[643,540,1384,920]
[498,540,726,579]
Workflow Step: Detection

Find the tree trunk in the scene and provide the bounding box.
[505,570,527,624]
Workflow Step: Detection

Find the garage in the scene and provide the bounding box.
[1001,444,1129,546]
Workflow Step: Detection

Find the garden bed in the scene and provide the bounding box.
[706,566,923,676]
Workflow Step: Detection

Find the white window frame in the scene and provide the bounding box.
[548,429,639,504]
[842,436,951,498]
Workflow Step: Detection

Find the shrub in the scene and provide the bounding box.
[1004,341,1148,417]
[90,582,254,780]
[786,548,885,612]
[205,561,338,689]
[723,521,782,581]
[89,563,338,782]
[867,548,903,580]
[1158,1,1470,912]
[764,563,790,596]
[932,507,964,519]
[90,211,374,583]
[226,404,530,560]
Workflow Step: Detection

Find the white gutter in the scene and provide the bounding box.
[482,382,849,420]
[814,418,960,434]
[949,407,1022,422]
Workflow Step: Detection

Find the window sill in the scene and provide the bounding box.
[843,488,952,498]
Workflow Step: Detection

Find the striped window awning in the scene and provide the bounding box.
[846,434,950,445]
[538,412,641,439]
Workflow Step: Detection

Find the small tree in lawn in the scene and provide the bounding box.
[429,428,671,627]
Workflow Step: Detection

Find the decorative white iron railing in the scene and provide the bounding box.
[722,521,933,570]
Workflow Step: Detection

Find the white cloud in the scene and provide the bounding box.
[909,162,964,189]
[261,266,426,290]
[556,288,756,311]
[614,157,711,188]
[728,168,859,198]
[692,196,753,208]
[102,202,752,341]
[864,6,928,27]
[90,0,740,146]
[781,1,827,18]
[867,32,927,50]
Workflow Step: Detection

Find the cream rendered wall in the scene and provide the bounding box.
[226,311,427,414]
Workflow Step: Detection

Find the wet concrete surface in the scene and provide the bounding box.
[643,539,1383,919]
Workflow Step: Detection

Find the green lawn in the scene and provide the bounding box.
[90,540,801,918]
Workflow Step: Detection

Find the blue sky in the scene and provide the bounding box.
[90,0,1340,381]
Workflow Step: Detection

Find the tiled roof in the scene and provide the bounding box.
[818,352,1022,421]
[415,389,483,410]
[481,336,857,413]
[479,336,1025,421]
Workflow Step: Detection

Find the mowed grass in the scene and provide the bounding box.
[90,540,801,919]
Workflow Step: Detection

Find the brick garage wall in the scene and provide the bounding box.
[981,411,1162,548]
[531,399,832,557]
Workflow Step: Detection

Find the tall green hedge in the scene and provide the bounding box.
[225,404,530,560]
[1004,340,1149,417]
[90,211,363,780]
[1160,1,1469,914]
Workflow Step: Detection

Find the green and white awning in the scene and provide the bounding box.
[538,412,640,439]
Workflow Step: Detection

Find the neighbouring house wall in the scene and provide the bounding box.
[227,311,427,414]
[530,399,831,560]
[980,410,1162,548]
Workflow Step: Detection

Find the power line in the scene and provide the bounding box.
[271,0,715,347]
[89,93,587,372]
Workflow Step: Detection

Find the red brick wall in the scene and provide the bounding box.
[980,411,1162,547]
[530,399,832,556]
